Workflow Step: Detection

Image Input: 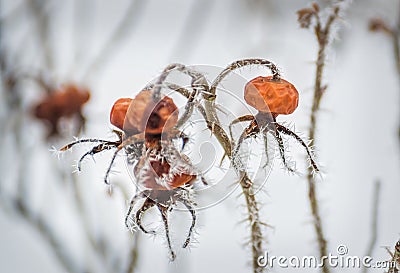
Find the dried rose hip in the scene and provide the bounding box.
[244,76,299,117]
[34,84,90,137]
[122,90,179,135]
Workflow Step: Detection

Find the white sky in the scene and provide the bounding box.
[1,0,399,273]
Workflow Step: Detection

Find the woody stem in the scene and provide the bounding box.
[202,92,264,273]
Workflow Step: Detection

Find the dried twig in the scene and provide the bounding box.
[199,96,265,273]
[158,62,267,273]
[0,65,83,272]
[368,5,400,143]
[297,2,343,273]
[125,233,140,273]
[386,239,400,273]
[204,60,275,273]
[0,1,146,273]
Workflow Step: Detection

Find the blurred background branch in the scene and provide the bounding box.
[0,0,142,272]
[368,4,400,146]
[0,0,399,273]
[362,180,381,273]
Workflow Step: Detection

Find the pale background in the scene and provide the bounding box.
[0,0,399,273]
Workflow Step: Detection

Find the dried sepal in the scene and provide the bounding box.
[297,7,317,29]
[311,2,319,13]
[134,154,195,191]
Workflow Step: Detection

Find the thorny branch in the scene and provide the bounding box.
[385,239,400,273]
[198,94,266,273]
[158,59,275,273]
[203,59,281,273]
[297,2,343,273]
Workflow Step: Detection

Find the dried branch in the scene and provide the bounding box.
[0,81,84,273]
[369,15,400,77]
[1,2,140,273]
[385,239,400,273]
[125,233,139,273]
[0,74,89,273]
[204,60,277,273]
[368,4,400,144]
[197,97,265,273]
[160,64,267,273]
[297,2,343,273]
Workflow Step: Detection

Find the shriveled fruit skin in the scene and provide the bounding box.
[126,90,179,135]
[135,157,196,191]
[244,76,299,116]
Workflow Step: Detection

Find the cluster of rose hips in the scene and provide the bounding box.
[60,59,319,260]
[62,88,200,261]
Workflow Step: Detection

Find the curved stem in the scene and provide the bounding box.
[151,63,207,102]
[209,58,280,99]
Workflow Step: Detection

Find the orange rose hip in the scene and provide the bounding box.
[125,89,179,135]
[110,98,133,130]
[244,76,299,116]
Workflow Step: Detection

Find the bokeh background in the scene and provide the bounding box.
[0,0,399,272]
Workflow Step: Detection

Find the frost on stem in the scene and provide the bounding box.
[385,239,400,273]
[205,58,322,273]
[60,69,208,260]
[59,59,322,271]
[297,2,343,273]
